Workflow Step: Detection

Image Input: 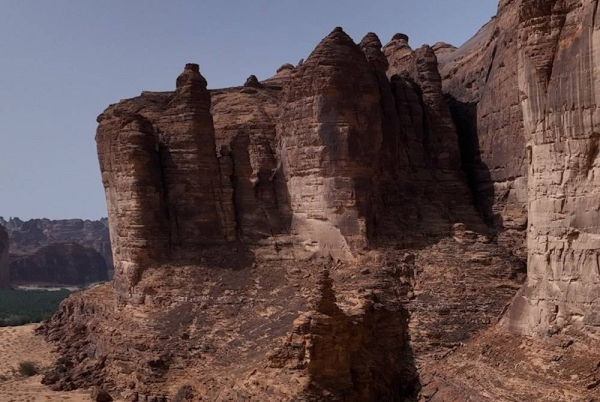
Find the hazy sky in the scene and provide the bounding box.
[0,1,497,220]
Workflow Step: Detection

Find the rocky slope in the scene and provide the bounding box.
[0,225,9,289]
[39,0,600,400]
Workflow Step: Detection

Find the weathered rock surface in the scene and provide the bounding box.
[0,225,9,289]
[9,243,108,286]
[504,0,600,336]
[38,26,528,401]
[437,1,529,257]
[277,27,382,260]
[39,2,600,399]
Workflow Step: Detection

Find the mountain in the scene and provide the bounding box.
[1,217,112,285]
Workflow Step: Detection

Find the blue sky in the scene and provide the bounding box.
[0,1,498,219]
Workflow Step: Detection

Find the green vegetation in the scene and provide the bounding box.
[18,361,38,377]
[0,289,71,327]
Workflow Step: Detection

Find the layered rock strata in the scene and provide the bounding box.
[38,26,526,401]
[505,0,600,336]
[437,1,529,257]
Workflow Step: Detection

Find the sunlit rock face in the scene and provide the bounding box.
[96,64,235,301]
[276,27,383,261]
[503,0,600,336]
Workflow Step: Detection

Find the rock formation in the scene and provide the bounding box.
[505,0,600,336]
[39,1,600,400]
[0,225,9,289]
[9,243,108,286]
[436,0,528,257]
[0,217,113,273]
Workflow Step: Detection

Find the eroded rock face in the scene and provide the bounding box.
[43,24,532,402]
[97,64,237,300]
[437,2,529,257]
[505,0,600,336]
[0,226,9,289]
[277,27,383,260]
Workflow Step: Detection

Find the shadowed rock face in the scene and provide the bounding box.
[0,226,8,289]
[437,1,529,257]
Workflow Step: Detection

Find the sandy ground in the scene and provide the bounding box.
[0,324,112,402]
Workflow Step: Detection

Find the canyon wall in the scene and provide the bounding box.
[505,0,600,336]
[438,1,529,257]
[41,1,600,399]
[96,27,490,303]
[38,26,529,401]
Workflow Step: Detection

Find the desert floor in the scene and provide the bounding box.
[0,324,119,402]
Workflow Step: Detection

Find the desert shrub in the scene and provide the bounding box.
[18,361,38,377]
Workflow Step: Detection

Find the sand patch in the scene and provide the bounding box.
[0,324,117,402]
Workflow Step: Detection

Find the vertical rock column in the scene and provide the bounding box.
[277,27,383,260]
[507,0,600,335]
[159,64,231,251]
[96,114,169,299]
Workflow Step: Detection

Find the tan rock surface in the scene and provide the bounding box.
[505,0,600,336]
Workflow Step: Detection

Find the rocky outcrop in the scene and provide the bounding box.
[37,25,529,401]
[97,64,237,300]
[0,225,9,289]
[277,27,383,260]
[9,243,108,286]
[435,0,600,337]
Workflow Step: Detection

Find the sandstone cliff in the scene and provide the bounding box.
[437,1,529,257]
[39,26,529,401]
[0,225,9,289]
[505,0,600,337]
[39,1,600,400]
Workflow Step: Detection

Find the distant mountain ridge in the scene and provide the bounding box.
[0,217,112,286]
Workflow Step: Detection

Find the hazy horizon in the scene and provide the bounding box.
[0,0,497,220]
